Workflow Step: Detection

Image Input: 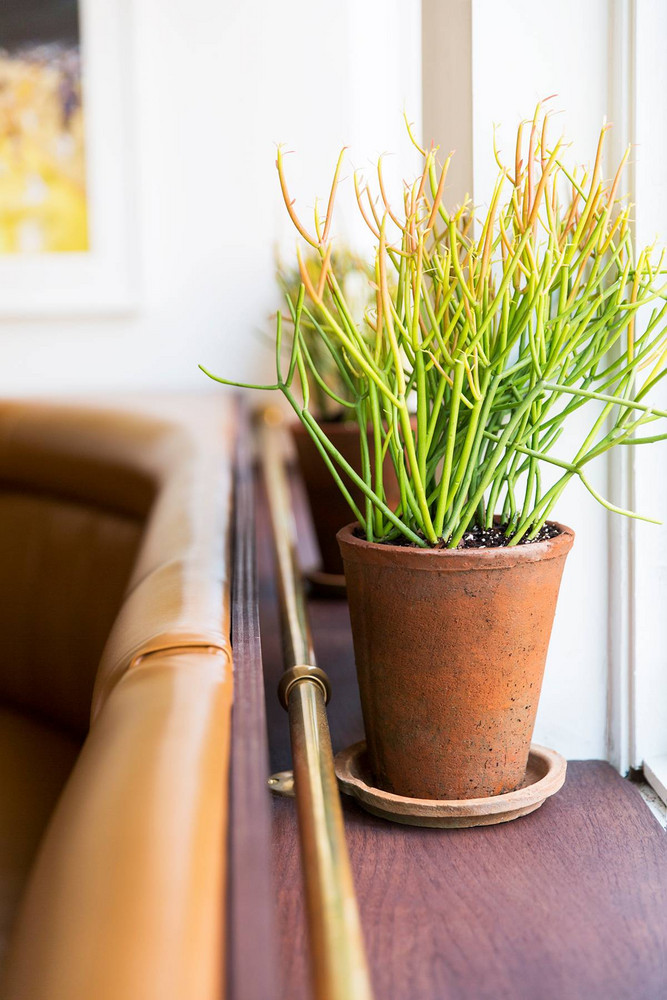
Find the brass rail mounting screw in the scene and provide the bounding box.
[268,771,295,797]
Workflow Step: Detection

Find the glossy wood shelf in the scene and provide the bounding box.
[256,471,667,1000]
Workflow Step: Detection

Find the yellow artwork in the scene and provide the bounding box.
[0,5,88,254]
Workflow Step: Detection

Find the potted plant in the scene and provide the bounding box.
[276,247,402,579]
[202,108,667,801]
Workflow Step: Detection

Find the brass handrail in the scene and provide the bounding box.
[258,410,374,1000]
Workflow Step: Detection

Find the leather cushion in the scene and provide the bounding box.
[0,707,80,966]
[2,649,231,1000]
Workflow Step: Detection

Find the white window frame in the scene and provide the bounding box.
[625,0,667,801]
[422,0,667,801]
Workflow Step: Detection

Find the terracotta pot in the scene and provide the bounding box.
[337,522,574,800]
[291,421,401,576]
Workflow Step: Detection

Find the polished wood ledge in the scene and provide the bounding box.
[252,470,667,1000]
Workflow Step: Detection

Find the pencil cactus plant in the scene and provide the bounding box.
[203,107,667,549]
[276,246,374,421]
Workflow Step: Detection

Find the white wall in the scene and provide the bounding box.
[0,0,421,395]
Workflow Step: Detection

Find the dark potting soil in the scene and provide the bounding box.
[450,522,561,549]
[357,521,562,549]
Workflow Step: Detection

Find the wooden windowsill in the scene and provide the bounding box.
[255,471,667,1000]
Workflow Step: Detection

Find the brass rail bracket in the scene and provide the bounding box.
[278,664,332,710]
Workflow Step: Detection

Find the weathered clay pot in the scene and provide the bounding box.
[337,521,574,800]
[291,422,401,577]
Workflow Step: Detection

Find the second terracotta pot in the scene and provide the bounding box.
[292,421,401,577]
[337,522,574,800]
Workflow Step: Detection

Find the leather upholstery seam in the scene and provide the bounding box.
[130,642,231,667]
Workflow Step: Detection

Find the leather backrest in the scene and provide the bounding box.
[91,405,234,720]
[0,396,235,732]
[0,492,143,735]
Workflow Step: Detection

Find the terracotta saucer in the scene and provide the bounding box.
[304,568,347,597]
[334,741,567,828]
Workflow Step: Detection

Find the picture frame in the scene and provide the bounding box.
[0,0,137,317]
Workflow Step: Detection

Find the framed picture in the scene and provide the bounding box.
[0,0,135,316]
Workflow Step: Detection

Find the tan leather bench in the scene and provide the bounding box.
[0,396,234,1000]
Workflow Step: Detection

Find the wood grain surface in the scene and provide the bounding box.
[226,408,275,1000]
[258,471,667,1000]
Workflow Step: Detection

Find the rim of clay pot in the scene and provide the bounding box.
[337,519,575,570]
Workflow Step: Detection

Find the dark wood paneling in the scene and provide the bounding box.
[259,470,667,1000]
[226,407,276,1000]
